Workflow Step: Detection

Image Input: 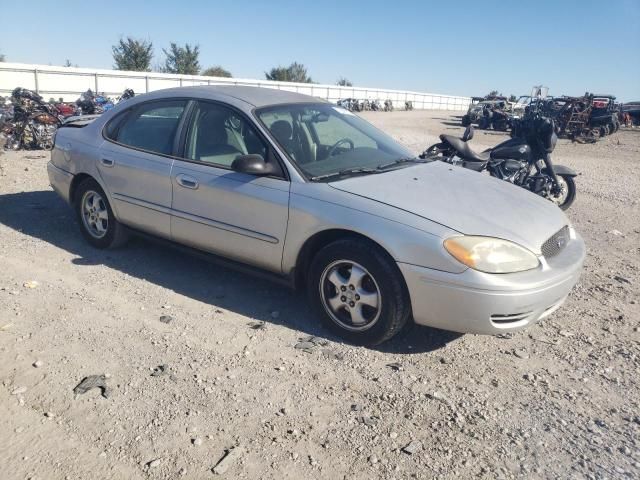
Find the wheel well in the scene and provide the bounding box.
[294,229,395,290]
[69,173,94,205]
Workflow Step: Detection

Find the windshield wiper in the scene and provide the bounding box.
[376,156,430,171]
[309,167,381,182]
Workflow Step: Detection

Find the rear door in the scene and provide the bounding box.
[170,100,290,273]
[100,100,188,238]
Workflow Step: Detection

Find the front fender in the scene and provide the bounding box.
[283,183,468,275]
[544,165,578,177]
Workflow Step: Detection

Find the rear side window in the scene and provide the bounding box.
[107,100,187,155]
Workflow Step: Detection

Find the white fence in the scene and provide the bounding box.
[0,62,471,111]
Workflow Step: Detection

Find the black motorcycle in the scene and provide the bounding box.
[422,106,577,210]
[2,88,61,150]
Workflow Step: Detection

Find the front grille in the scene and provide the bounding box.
[541,225,570,259]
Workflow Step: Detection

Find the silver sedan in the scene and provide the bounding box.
[48,86,585,345]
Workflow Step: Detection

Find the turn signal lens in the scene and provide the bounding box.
[444,236,539,274]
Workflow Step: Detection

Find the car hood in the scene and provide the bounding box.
[328,161,568,254]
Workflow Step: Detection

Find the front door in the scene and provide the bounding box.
[170,101,290,273]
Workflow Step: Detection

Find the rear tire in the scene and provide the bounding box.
[75,178,128,249]
[308,238,411,345]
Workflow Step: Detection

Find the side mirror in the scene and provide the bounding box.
[231,154,276,176]
[462,125,474,142]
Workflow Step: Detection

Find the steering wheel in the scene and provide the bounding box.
[327,138,355,157]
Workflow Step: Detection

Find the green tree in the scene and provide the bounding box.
[201,65,232,78]
[508,94,517,102]
[265,62,312,83]
[112,37,153,72]
[162,43,200,75]
[63,59,78,68]
[336,77,353,87]
[0,53,5,62]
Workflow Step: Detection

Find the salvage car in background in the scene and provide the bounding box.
[48,86,585,345]
[461,96,527,131]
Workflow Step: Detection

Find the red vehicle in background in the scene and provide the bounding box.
[54,102,79,118]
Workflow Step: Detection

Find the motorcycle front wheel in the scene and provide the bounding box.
[549,174,576,211]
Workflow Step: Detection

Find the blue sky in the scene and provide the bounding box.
[1,0,639,100]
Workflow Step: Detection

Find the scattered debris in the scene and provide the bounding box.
[496,333,514,340]
[146,458,162,469]
[294,341,315,352]
[321,349,344,360]
[23,280,39,289]
[32,360,43,368]
[613,275,631,284]
[192,437,203,446]
[513,349,529,360]
[299,335,329,346]
[248,321,265,330]
[151,364,169,377]
[386,362,403,371]
[213,446,243,475]
[24,154,46,159]
[159,315,173,324]
[11,386,27,395]
[402,440,423,455]
[0,323,14,331]
[608,229,624,236]
[73,374,110,399]
[360,416,379,427]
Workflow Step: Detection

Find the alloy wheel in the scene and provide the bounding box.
[319,260,381,332]
[81,190,109,239]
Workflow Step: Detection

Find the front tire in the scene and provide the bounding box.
[75,178,128,249]
[308,238,411,345]
[550,174,576,211]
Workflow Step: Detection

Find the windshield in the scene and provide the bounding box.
[256,103,413,180]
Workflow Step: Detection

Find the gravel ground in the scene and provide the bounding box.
[1,110,639,480]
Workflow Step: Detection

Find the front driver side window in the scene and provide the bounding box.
[185,102,268,168]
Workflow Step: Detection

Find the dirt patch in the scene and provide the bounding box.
[1,111,639,479]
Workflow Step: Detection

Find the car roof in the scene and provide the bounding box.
[145,85,325,108]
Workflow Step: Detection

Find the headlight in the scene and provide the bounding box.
[444,236,539,273]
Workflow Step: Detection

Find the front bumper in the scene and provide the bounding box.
[47,161,74,205]
[399,231,585,335]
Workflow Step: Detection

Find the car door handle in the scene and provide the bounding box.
[176,174,199,190]
[100,158,115,167]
